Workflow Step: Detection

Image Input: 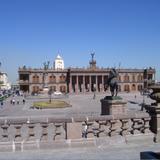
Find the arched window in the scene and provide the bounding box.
[59,74,66,82]
[131,84,136,91]
[132,75,136,82]
[124,75,130,82]
[137,74,143,82]
[32,75,39,83]
[32,76,35,82]
[124,85,130,92]
[60,85,66,93]
[32,86,39,93]
[49,75,56,83]
[50,86,56,92]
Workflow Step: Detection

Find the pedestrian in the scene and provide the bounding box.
[141,103,145,111]
[82,123,88,138]
[17,100,19,105]
[12,99,15,105]
[93,92,96,99]
[93,87,96,99]
[1,101,3,106]
[10,99,12,104]
[23,99,25,104]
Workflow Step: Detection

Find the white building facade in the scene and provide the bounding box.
[0,72,11,90]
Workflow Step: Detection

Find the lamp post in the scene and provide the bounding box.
[141,89,146,111]
[48,88,53,103]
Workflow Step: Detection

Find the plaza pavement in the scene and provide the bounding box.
[0,138,159,160]
[0,92,154,118]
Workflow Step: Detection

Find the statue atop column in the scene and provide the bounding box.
[89,52,96,69]
[42,61,50,93]
[43,61,50,70]
[91,52,95,62]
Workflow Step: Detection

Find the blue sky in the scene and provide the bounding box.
[0,0,160,83]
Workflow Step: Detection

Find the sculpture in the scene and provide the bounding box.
[107,68,119,97]
[43,61,50,70]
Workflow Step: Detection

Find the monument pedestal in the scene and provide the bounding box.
[146,104,160,143]
[101,96,127,115]
[146,85,160,142]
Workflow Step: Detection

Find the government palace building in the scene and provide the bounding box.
[18,54,155,94]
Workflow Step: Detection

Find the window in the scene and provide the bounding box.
[49,75,56,83]
[132,84,136,91]
[124,85,130,92]
[32,75,39,83]
[124,75,130,82]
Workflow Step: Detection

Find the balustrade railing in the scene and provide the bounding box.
[0,113,151,144]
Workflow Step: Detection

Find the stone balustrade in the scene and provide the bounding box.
[0,113,151,144]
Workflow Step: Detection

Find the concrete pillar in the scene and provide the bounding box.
[101,97,127,115]
[102,75,104,92]
[95,76,97,92]
[76,76,78,93]
[67,122,82,139]
[147,104,160,143]
[89,76,91,92]
[82,75,85,93]
[69,76,72,93]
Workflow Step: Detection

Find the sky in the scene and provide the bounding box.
[0,0,160,83]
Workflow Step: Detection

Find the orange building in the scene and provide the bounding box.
[18,55,155,94]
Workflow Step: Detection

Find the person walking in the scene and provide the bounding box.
[1,101,3,108]
[82,123,88,138]
[12,99,15,105]
[23,99,25,104]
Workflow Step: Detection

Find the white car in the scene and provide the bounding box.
[53,91,62,95]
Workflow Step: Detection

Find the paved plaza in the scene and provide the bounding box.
[0,138,159,160]
[0,92,154,118]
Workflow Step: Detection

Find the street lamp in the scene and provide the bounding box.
[141,89,146,111]
[48,88,53,103]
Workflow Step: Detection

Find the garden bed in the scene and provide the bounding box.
[32,100,71,109]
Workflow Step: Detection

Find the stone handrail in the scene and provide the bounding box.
[0,112,151,143]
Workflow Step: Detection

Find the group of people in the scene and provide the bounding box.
[10,98,25,105]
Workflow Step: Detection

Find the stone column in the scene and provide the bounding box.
[147,104,160,142]
[95,76,97,92]
[146,85,160,142]
[76,76,78,93]
[102,75,104,92]
[82,75,85,93]
[89,76,91,92]
[69,76,72,93]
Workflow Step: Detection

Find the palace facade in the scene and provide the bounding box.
[18,55,155,94]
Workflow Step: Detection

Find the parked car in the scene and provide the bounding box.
[53,91,62,95]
